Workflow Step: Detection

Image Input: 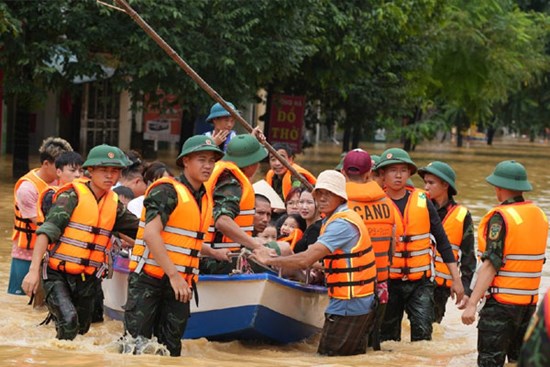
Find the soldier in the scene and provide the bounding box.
[419,161,476,323]
[21,144,139,340]
[462,160,548,367]
[125,135,228,356]
[342,148,396,350]
[517,288,550,367]
[376,148,464,342]
[202,134,289,274]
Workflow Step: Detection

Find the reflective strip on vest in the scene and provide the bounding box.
[136,257,200,276]
[211,242,242,249]
[67,221,112,237]
[435,270,453,280]
[208,225,254,234]
[390,264,431,274]
[58,236,108,252]
[489,287,539,296]
[165,225,204,239]
[504,254,546,261]
[399,233,431,242]
[394,248,432,258]
[497,270,543,278]
[50,252,103,268]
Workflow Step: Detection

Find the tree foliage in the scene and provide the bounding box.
[1,0,549,161]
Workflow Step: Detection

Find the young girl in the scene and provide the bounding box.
[257,223,277,243]
[278,214,306,251]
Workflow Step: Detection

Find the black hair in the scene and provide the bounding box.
[284,213,307,232]
[122,150,144,178]
[143,161,173,185]
[254,193,271,205]
[55,151,84,170]
[113,185,135,200]
[272,142,294,159]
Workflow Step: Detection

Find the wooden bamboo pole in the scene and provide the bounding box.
[109,0,314,191]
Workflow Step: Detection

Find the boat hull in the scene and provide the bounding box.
[102,265,328,344]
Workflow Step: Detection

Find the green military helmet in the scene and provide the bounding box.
[486,160,533,192]
[206,102,238,123]
[370,155,381,172]
[223,134,267,168]
[82,144,129,168]
[418,161,457,196]
[375,148,417,175]
[176,135,224,167]
[335,152,347,171]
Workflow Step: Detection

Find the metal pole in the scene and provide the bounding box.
[110,0,314,191]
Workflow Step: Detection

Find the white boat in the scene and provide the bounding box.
[102,257,329,344]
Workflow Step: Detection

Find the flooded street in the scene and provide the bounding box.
[0,138,549,366]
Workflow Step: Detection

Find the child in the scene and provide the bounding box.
[278,214,306,251]
[203,102,238,151]
[10,137,73,295]
[21,144,139,340]
[257,223,277,243]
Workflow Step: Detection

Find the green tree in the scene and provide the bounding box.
[428,0,549,146]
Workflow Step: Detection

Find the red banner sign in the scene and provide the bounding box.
[268,95,305,154]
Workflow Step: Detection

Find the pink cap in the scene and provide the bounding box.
[343,149,372,175]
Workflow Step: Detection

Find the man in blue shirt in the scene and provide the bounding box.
[253,170,377,356]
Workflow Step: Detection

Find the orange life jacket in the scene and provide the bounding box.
[346,181,395,283]
[434,204,469,287]
[129,177,211,285]
[322,209,376,300]
[278,228,303,251]
[204,161,255,251]
[47,181,117,276]
[389,188,433,281]
[477,201,548,305]
[12,169,51,249]
[265,163,317,200]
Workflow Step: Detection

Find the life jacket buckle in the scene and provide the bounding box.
[401,235,412,243]
[402,266,410,275]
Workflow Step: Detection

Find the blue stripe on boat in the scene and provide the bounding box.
[183,304,322,344]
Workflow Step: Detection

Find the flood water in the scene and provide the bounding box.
[1,137,549,366]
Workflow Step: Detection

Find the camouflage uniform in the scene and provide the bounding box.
[433,199,476,323]
[36,182,138,340]
[271,174,301,201]
[477,196,536,367]
[517,291,550,367]
[124,173,205,357]
[200,169,242,274]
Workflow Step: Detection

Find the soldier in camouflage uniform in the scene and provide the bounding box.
[21,144,138,340]
[123,135,228,357]
[201,134,288,274]
[418,161,476,323]
[518,289,550,367]
[462,160,548,367]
